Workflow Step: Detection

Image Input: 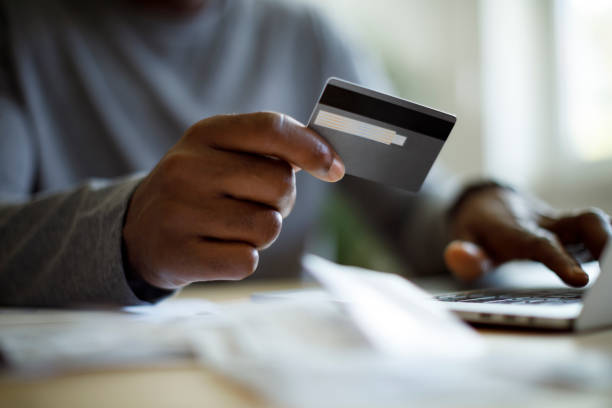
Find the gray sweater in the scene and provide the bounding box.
[0,0,452,306]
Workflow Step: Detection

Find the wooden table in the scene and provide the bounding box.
[1,279,611,408]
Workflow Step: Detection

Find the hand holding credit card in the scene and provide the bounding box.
[308,78,456,192]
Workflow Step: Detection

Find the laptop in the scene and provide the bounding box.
[434,242,612,331]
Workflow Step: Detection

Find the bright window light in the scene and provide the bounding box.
[557,0,612,162]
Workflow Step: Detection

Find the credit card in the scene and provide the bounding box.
[307,78,456,192]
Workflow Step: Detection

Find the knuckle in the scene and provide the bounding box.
[182,123,199,143]
[231,246,259,280]
[280,187,297,218]
[578,208,606,226]
[224,205,282,249]
[256,210,283,249]
[148,242,190,288]
[155,152,206,198]
[273,163,296,199]
[222,201,255,231]
[260,112,286,133]
[182,118,213,144]
[156,153,186,188]
[244,247,259,274]
[310,139,332,169]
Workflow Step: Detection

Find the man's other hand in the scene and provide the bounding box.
[123,112,345,289]
[444,186,612,287]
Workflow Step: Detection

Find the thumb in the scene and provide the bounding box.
[444,240,494,282]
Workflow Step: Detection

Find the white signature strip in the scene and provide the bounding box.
[314,110,406,146]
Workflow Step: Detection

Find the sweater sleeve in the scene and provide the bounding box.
[0,174,176,307]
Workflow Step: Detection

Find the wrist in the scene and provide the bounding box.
[121,182,175,303]
[121,237,175,302]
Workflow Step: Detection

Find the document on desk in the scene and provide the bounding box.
[0,299,219,373]
[301,254,482,359]
[2,260,612,407]
[191,256,612,408]
[188,257,493,408]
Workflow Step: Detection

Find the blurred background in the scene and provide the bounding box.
[289,0,612,271]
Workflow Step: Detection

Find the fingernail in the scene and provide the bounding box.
[461,241,483,256]
[327,158,345,182]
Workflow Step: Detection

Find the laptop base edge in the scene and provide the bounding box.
[454,310,575,331]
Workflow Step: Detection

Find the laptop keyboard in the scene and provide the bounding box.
[434,288,585,305]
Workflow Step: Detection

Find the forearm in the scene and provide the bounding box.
[0,174,173,307]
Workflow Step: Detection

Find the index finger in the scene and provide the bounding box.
[544,209,612,260]
[189,112,345,182]
[522,230,589,287]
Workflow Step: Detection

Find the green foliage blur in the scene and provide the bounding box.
[317,192,404,274]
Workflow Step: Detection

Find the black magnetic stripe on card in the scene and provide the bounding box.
[319,84,454,141]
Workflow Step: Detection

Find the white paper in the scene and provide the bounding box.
[302,254,483,359]
[0,299,219,374]
[2,258,612,407]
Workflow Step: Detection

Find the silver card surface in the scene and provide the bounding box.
[308,78,456,192]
